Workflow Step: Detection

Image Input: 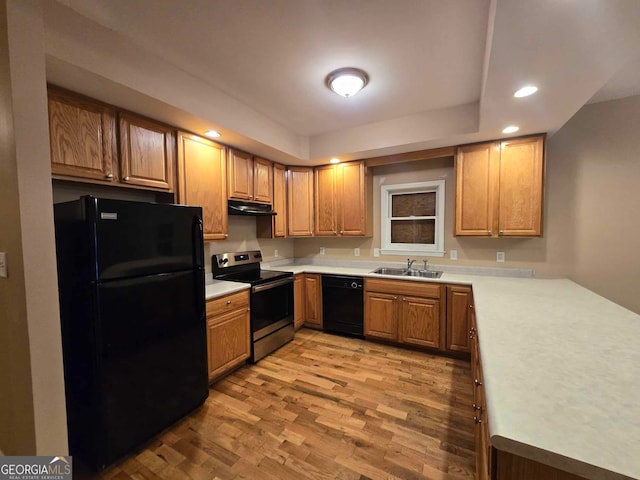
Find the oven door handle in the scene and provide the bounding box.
[252,276,293,293]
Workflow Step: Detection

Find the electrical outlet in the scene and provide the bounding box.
[320,247,325,255]
[274,249,279,257]
[354,248,360,257]
[373,248,380,257]
[450,250,458,260]
[0,252,7,278]
[497,251,505,263]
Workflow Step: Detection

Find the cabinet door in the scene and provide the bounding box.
[273,163,287,237]
[177,132,228,241]
[399,296,440,349]
[339,161,367,236]
[253,157,273,204]
[446,285,472,353]
[118,112,174,191]
[48,87,116,182]
[206,308,250,381]
[315,165,338,236]
[294,274,305,330]
[304,274,322,328]
[498,135,544,236]
[455,142,499,236]
[287,167,314,236]
[364,292,398,341]
[227,149,254,200]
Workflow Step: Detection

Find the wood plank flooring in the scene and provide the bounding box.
[85,329,475,480]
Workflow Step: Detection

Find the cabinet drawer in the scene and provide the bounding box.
[206,289,250,319]
[365,278,441,299]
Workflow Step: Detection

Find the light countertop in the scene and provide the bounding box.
[205,279,250,300]
[257,262,640,480]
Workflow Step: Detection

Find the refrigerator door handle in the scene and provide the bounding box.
[192,215,204,269]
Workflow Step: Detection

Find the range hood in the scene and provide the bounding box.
[228,199,276,216]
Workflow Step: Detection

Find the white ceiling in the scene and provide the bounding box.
[45,0,640,164]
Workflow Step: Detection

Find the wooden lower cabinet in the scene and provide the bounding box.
[293,274,305,330]
[364,278,444,350]
[205,290,250,382]
[446,285,472,353]
[303,273,322,328]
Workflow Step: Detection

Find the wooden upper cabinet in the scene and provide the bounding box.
[272,163,287,237]
[227,150,273,204]
[256,162,286,238]
[253,157,273,204]
[498,136,544,236]
[315,165,338,236]
[176,132,228,241]
[455,142,498,236]
[455,134,544,237]
[227,149,254,201]
[339,161,367,236]
[314,160,368,237]
[446,285,472,353]
[48,87,117,182]
[118,112,174,191]
[287,166,314,236]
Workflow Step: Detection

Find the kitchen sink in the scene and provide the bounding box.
[406,270,443,279]
[372,267,408,276]
[371,267,443,279]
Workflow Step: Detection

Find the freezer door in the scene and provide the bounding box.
[94,270,207,468]
[89,197,203,280]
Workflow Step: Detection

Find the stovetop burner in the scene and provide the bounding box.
[211,250,292,286]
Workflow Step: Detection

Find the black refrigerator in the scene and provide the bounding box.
[54,196,208,470]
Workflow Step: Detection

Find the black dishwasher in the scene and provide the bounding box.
[322,275,364,338]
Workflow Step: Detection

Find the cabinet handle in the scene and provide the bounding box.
[469,304,475,310]
[487,230,492,236]
[393,296,398,300]
[474,378,483,387]
[124,176,130,181]
[224,234,228,238]
[499,230,504,236]
[402,297,406,301]
[105,173,113,179]
[249,195,253,199]
[474,416,482,424]
[340,230,344,234]
[226,300,231,305]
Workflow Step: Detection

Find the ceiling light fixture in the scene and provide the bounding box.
[330,158,340,164]
[502,125,520,134]
[325,67,369,98]
[205,130,221,138]
[514,85,538,98]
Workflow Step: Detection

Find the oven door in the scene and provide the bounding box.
[251,277,294,341]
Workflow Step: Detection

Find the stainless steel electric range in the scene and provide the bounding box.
[211,250,294,362]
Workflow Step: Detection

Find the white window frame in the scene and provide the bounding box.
[380,180,445,256]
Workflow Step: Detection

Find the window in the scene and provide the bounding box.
[380,180,445,256]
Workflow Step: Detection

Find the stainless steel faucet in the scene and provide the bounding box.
[407,258,416,270]
[423,259,429,271]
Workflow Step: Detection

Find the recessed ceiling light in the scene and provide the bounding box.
[325,68,369,98]
[205,130,221,138]
[514,86,538,98]
[502,125,520,134]
[330,158,340,164]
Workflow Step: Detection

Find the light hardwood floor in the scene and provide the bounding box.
[89,329,475,480]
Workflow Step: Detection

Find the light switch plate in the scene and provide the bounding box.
[354,248,360,257]
[497,251,505,263]
[450,250,458,260]
[373,248,380,257]
[0,252,7,278]
[274,249,279,257]
[320,247,325,255]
